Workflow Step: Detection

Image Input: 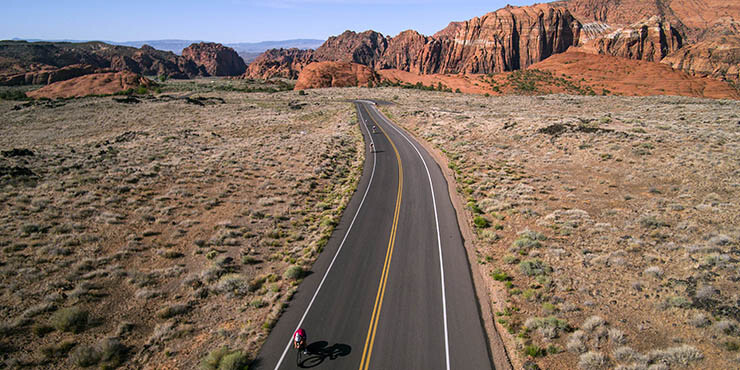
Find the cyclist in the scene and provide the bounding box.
[293,328,307,354]
[372,125,377,133]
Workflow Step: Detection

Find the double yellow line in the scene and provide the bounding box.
[358,105,403,370]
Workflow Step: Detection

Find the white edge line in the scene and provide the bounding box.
[273,102,377,370]
[368,105,451,370]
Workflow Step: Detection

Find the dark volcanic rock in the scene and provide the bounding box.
[181,42,247,76]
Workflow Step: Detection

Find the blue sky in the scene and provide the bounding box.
[2,0,537,43]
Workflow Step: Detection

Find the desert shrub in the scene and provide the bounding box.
[219,351,249,370]
[503,255,519,264]
[283,265,304,280]
[644,266,664,279]
[582,316,606,332]
[519,259,551,276]
[608,328,626,345]
[567,330,587,353]
[512,230,546,252]
[639,215,667,229]
[524,344,544,357]
[216,274,250,297]
[690,313,711,328]
[71,344,101,367]
[32,323,54,337]
[98,338,127,366]
[201,346,248,370]
[473,216,490,228]
[613,346,638,363]
[50,307,88,333]
[714,320,739,336]
[649,345,703,366]
[40,340,76,359]
[491,269,510,281]
[524,316,570,339]
[579,351,607,369]
[157,304,190,319]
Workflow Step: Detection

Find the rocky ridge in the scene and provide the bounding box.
[245,48,314,79]
[181,42,246,76]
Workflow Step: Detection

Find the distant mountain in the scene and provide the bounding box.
[7,38,325,64]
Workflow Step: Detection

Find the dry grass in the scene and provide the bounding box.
[0,79,364,368]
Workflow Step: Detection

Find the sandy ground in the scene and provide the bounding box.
[0,80,363,368]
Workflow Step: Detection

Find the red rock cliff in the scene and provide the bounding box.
[181,42,247,76]
[245,48,314,79]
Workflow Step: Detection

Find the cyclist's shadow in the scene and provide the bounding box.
[299,341,351,368]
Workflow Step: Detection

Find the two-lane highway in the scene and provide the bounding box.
[253,101,492,370]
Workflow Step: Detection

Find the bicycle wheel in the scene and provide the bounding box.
[296,348,302,366]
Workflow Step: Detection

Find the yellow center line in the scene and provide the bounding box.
[358,104,403,370]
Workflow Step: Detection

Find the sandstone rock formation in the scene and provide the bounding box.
[181,42,247,76]
[661,18,740,82]
[579,16,683,62]
[294,61,379,90]
[557,0,740,42]
[245,48,314,79]
[313,30,388,66]
[27,71,154,99]
[249,3,582,77]
[0,64,101,86]
[417,4,582,73]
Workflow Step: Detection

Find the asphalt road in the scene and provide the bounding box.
[252,101,492,370]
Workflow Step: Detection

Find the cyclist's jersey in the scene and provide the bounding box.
[294,328,306,343]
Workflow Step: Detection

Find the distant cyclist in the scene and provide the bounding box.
[372,125,377,133]
[293,328,307,354]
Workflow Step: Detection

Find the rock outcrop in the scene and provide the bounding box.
[26,71,154,99]
[661,18,740,82]
[313,30,388,66]
[580,16,683,62]
[0,64,101,86]
[377,30,432,74]
[245,48,314,79]
[415,4,582,73]
[294,61,379,90]
[181,42,247,76]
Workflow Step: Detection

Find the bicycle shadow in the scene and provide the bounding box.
[298,341,351,368]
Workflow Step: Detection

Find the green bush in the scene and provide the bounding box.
[473,216,490,228]
[283,265,305,280]
[201,347,230,370]
[50,307,88,333]
[524,344,544,357]
[491,269,511,281]
[219,351,249,370]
